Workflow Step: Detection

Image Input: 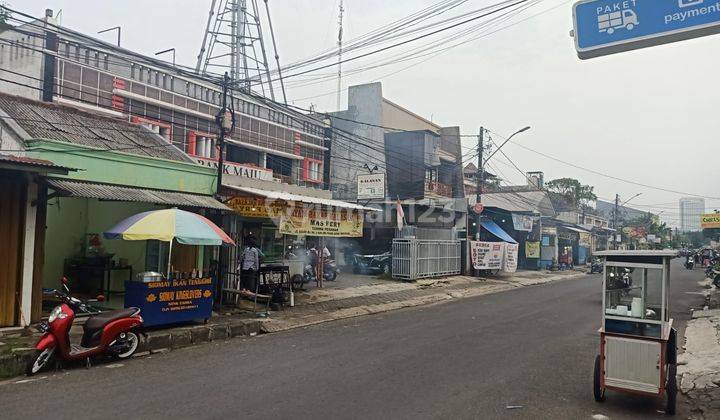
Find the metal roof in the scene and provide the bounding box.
[225,185,380,212]
[0,93,192,163]
[45,178,230,211]
[470,190,556,217]
[0,153,72,173]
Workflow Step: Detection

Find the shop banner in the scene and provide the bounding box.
[542,227,557,236]
[227,197,288,219]
[525,241,541,259]
[503,243,518,273]
[124,278,214,327]
[701,214,720,229]
[279,211,363,237]
[357,173,386,200]
[470,241,505,270]
[512,214,534,232]
[579,232,592,248]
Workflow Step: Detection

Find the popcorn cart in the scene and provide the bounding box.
[593,251,678,415]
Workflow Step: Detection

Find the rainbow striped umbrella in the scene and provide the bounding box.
[104,208,234,276]
[104,208,234,245]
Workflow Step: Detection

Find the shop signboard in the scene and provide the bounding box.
[579,232,592,247]
[701,213,720,229]
[357,173,386,200]
[542,226,557,236]
[228,197,288,219]
[503,243,519,272]
[470,241,505,270]
[526,241,541,259]
[194,157,273,181]
[124,277,214,327]
[279,210,364,237]
[512,214,534,232]
[573,0,720,59]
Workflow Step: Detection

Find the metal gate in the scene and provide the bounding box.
[392,239,461,280]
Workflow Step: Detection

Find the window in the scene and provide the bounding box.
[267,154,292,177]
[425,168,438,182]
[130,64,136,79]
[132,116,172,142]
[303,158,322,183]
[190,132,217,159]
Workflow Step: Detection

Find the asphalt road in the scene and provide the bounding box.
[0,261,707,420]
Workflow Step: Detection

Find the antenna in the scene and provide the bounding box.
[196,0,281,99]
[336,0,344,110]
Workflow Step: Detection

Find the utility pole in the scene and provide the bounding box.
[336,0,345,110]
[475,127,484,241]
[612,193,620,249]
[214,72,232,307]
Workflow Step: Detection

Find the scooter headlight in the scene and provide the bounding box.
[47,306,67,323]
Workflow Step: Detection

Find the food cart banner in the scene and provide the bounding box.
[701,214,720,229]
[503,243,518,273]
[124,278,214,327]
[470,241,505,270]
[525,241,541,259]
[279,211,363,237]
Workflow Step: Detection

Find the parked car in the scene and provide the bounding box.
[353,252,392,275]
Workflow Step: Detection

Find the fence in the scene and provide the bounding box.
[392,238,462,280]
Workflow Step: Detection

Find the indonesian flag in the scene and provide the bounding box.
[396,198,405,230]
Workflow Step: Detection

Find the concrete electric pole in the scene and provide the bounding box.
[475,127,484,241]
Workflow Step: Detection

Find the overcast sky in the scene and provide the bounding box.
[17,0,720,227]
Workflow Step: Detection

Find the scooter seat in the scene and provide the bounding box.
[84,308,139,333]
[81,308,139,348]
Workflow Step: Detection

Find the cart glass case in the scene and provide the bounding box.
[599,252,671,339]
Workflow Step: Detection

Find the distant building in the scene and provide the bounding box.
[596,199,647,226]
[679,197,705,232]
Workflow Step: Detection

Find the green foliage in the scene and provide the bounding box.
[0,3,11,32]
[546,177,598,209]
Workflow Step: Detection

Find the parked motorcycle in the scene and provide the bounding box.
[291,259,339,290]
[588,257,603,274]
[27,277,144,375]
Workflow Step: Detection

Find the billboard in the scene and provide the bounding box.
[701,213,720,229]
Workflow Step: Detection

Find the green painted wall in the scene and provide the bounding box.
[43,197,162,290]
[26,140,218,195]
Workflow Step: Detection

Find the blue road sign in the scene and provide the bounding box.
[573,0,720,59]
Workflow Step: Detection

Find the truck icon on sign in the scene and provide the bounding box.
[598,9,639,35]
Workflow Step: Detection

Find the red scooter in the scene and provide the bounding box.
[27,278,144,375]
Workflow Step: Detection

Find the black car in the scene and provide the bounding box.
[353,252,392,275]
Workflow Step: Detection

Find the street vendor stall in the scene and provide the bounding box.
[104,208,235,326]
[592,250,678,415]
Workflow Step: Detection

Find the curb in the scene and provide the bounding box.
[0,318,263,380]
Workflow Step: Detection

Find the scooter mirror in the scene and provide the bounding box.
[61,277,70,292]
[96,295,105,302]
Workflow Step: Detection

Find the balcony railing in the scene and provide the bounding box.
[424,180,453,198]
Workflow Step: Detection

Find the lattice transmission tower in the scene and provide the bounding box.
[196,0,286,102]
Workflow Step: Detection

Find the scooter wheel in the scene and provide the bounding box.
[110,331,140,360]
[26,347,55,376]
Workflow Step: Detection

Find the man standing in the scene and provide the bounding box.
[239,236,260,293]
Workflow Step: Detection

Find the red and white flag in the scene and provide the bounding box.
[396,198,405,230]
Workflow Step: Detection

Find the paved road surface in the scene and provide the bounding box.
[0,261,707,419]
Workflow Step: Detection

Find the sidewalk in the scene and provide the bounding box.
[0,268,587,380]
[678,279,720,419]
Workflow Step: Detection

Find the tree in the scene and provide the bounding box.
[0,4,11,32]
[546,177,598,209]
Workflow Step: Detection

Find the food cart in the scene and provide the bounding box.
[104,208,235,327]
[593,250,678,415]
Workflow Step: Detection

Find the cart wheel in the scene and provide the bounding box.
[666,364,677,415]
[667,328,677,365]
[594,355,606,402]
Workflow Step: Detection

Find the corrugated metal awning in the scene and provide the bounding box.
[45,178,230,211]
[224,185,379,212]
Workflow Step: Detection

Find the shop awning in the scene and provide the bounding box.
[561,226,591,234]
[45,178,231,211]
[224,185,379,212]
[481,220,518,244]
